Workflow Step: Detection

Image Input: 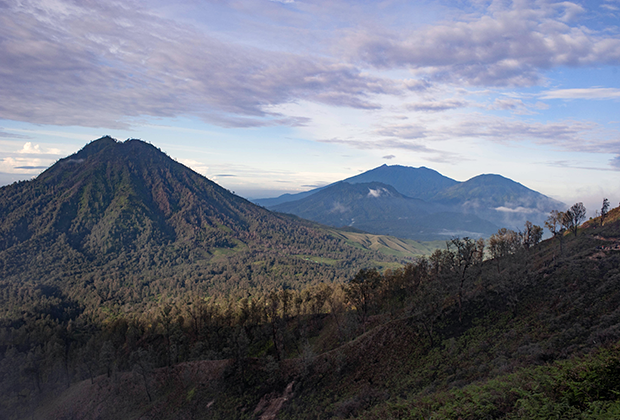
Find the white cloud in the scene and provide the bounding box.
[494,206,540,213]
[0,156,48,174]
[344,1,620,87]
[540,88,620,100]
[367,188,386,198]
[16,141,62,155]
[177,158,209,176]
[330,202,348,213]
[18,142,41,154]
[2,0,618,132]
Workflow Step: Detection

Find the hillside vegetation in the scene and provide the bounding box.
[0,138,416,311]
[0,137,432,419]
[2,203,618,419]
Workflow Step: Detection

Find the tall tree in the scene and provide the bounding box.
[448,237,483,322]
[601,198,610,226]
[411,256,451,347]
[345,268,382,333]
[131,348,154,402]
[488,228,521,272]
[523,221,543,249]
[564,202,587,237]
[99,340,115,378]
[545,210,566,255]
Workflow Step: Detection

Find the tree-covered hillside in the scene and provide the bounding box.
[0,136,423,418]
[0,137,410,310]
[2,199,618,419]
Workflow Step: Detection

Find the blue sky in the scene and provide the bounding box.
[1,0,619,214]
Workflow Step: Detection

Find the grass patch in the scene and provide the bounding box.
[294,255,339,265]
[327,229,443,258]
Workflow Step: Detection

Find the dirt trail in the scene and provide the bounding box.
[254,381,295,420]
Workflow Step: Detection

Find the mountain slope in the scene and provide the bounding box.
[0,136,258,255]
[29,208,620,420]
[342,164,458,200]
[0,137,406,305]
[272,181,499,240]
[254,164,458,207]
[257,165,564,238]
[430,173,565,228]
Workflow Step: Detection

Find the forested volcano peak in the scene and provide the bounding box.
[2,136,263,256]
[0,137,399,301]
[74,135,118,156]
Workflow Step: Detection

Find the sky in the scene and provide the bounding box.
[1,0,619,215]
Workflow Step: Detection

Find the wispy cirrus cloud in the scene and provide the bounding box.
[362,113,619,160]
[406,99,469,112]
[317,137,460,163]
[3,0,618,133]
[540,88,620,100]
[0,130,31,139]
[0,0,396,129]
[426,116,620,156]
[373,124,426,140]
[14,165,48,169]
[547,159,620,172]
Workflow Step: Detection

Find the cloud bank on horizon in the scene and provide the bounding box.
[0,0,619,209]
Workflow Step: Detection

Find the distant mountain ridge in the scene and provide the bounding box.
[432,173,564,229]
[256,165,564,240]
[254,164,457,207]
[272,181,499,240]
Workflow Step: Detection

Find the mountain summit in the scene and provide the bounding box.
[341,164,458,201]
[1,136,261,255]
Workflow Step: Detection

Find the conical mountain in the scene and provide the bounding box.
[0,136,265,255]
[273,181,433,226]
[258,165,564,237]
[0,137,395,302]
[342,164,458,200]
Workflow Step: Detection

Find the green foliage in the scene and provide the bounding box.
[388,344,620,420]
[2,138,620,419]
